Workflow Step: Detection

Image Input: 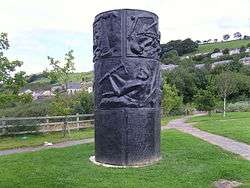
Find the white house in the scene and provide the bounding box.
[229,48,240,55]
[160,64,179,71]
[194,64,205,69]
[211,52,223,59]
[66,82,82,95]
[239,57,250,65]
[211,60,233,69]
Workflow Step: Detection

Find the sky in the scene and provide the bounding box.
[1,0,250,74]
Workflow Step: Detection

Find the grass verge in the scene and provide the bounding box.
[188,112,250,145]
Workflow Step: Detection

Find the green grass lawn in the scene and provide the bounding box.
[0,128,94,150]
[185,39,250,56]
[1,130,250,188]
[188,112,250,145]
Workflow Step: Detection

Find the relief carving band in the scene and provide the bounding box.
[93,9,161,166]
[93,11,121,60]
[127,12,161,59]
[97,59,160,109]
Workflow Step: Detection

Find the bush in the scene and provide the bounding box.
[247,43,250,48]
[222,48,229,55]
[227,101,250,112]
[0,100,53,117]
[213,48,220,53]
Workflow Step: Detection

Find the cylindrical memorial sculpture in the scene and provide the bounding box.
[93,9,161,166]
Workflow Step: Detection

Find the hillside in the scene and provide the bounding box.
[185,39,250,56]
[24,71,94,91]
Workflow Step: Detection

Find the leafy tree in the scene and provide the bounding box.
[0,32,26,94]
[160,38,198,56]
[215,72,237,117]
[51,94,73,116]
[161,50,180,65]
[222,48,229,54]
[47,50,75,90]
[223,34,230,41]
[233,32,242,39]
[194,89,217,115]
[161,83,183,115]
[240,45,246,53]
[73,91,94,114]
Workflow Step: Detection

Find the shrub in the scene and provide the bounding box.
[222,48,229,55]
[247,43,250,48]
[227,101,250,112]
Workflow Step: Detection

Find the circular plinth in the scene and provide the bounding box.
[89,156,161,168]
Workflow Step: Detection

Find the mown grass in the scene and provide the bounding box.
[188,112,250,145]
[1,130,250,188]
[0,128,94,150]
[185,39,250,56]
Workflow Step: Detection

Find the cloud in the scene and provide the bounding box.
[0,0,249,73]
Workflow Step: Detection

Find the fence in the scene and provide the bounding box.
[0,113,94,136]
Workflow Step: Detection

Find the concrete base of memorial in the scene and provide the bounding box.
[89,156,161,168]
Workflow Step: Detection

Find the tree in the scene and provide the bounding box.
[47,50,75,90]
[161,50,180,65]
[73,91,94,114]
[223,34,230,41]
[194,89,217,115]
[233,32,242,39]
[0,33,9,50]
[0,32,26,94]
[214,39,218,42]
[215,72,237,117]
[161,83,183,115]
[160,38,198,57]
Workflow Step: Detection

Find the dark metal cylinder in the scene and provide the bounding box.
[93,9,161,166]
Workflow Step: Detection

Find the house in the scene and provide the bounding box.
[32,90,55,100]
[160,64,178,71]
[81,81,93,93]
[51,85,63,93]
[211,52,223,59]
[19,89,33,95]
[211,60,233,69]
[239,57,250,65]
[66,82,82,95]
[194,64,205,69]
[229,48,240,55]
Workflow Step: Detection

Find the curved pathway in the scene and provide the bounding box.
[165,117,250,160]
[0,138,94,156]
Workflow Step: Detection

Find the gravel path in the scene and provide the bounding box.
[166,117,250,160]
[0,138,94,156]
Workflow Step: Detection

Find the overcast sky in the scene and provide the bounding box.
[1,0,250,74]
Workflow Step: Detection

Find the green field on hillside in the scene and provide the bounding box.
[188,112,250,145]
[1,130,250,188]
[186,39,250,56]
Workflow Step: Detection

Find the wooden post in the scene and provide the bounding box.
[44,114,49,133]
[1,116,6,135]
[76,113,80,130]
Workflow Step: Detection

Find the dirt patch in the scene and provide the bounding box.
[213,179,242,188]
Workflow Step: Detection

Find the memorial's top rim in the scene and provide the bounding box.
[94,9,158,19]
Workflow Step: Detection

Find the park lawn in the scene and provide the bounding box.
[185,39,250,56]
[0,128,94,150]
[1,130,250,188]
[188,112,250,145]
